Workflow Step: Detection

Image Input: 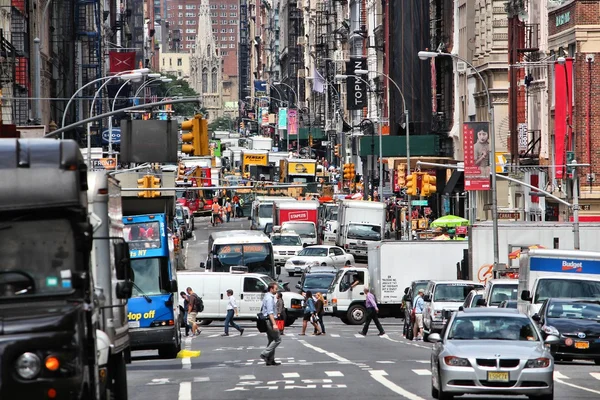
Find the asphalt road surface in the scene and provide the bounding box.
[126,219,600,399]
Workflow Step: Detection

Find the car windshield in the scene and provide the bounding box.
[325,206,338,220]
[282,222,315,238]
[347,224,381,241]
[303,274,335,290]
[176,207,184,219]
[130,258,170,297]
[547,300,600,321]
[447,316,540,341]
[272,235,302,246]
[412,282,429,298]
[299,247,328,257]
[489,284,519,305]
[434,284,484,302]
[534,279,600,304]
[0,219,77,297]
[123,222,162,250]
[470,294,483,306]
[258,204,272,218]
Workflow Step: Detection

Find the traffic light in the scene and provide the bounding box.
[149,175,161,198]
[177,163,186,179]
[406,173,418,196]
[137,175,151,198]
[181,114,209,156]
[349,163,356,182]
[343,163,352,180]
[334,144,341,158]
[421,173,437,197]
[396,163,407,188]
[309,135,313,147]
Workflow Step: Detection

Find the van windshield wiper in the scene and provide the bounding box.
[132,282,152,303]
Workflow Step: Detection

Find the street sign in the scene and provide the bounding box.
[411,200,428,206]
[101,128,121,144]
[91,158,117,171]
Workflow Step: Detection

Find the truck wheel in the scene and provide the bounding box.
[109,353,128,400]
[340,316,350,324]
[199,319,213,326]
[345,261,351,266]
[158,345,179,359]
[347,304,366,325]
[284,317,296,327]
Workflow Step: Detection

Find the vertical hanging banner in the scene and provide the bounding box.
[463,122,491,191]
[287,109,298,136]
[346,58,367,110]
[431,58,437,113]
[278,108,288,130]
[109,51,136,73]
[260,107,269,126]
[554,58,573,180]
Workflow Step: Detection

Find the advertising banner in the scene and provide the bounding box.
[209,140,221,157]
[346,57,367,110]
[463,122,491,191]
[554,58,573,179]
[242,153,268,166]
[278,108,288,130]
[260,107,269,126]
[287,161,316,176]
[287,108,298,136]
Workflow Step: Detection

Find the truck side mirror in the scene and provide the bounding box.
[114,242,131,280]
[116,281,133,299]
[458,306,464,311]
[276,266,281,276]
[200,262,206,269]
[476,298,487,307]
[521,290,532,302]
[303,243,308,248]
[532,313,541,322]
[424,294,432,302]
[169,280,178,293]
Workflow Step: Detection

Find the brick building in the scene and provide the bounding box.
[548,0,600,221]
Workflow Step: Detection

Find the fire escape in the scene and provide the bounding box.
[287,1,302,106]
[75,0,102,135]
[50,0,76,125]
[239,0,250,118]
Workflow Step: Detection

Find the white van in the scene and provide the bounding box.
[177,269,304,326]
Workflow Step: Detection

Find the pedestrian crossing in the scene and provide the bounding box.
[147,370,347,385]
[183,328,399,340]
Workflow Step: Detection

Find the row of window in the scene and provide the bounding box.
[170,4,237,10]
[163,58,184,66]
[210,12,237,17]
[170,19,238,26]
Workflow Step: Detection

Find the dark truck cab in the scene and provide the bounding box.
[0,139,130,400]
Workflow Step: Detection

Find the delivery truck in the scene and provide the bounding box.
[336,200,386,260]
[325,241,467,324]
[274,200,320,246]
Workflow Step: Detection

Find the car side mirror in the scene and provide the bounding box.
[116,281,133,299]
[521,290,532,302]
[169,280,178,293]
[458,306,464,311]
[544,334,560,345]
[303,243,308,248]
[532,313,541,322]
[424,294,431,302]
[276,266,281,276]
[443,310,453,320]
[113,241,131,280]
[476,298,487,307]
[333,229,337,234]
[200,262,206,269]
[428,333,442,343]
[295,284,301,290]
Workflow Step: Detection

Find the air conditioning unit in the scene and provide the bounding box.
[456,61,467,74]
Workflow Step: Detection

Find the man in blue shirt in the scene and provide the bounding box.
[260,282,281,366]
[413,288,425,341]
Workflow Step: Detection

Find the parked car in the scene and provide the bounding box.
[429,308,557,400]
[284,245,354,276]
[176,205,192,238]
[533,298,600,365]
[459,289,486,310]
[182,205,194,231]
[272,232,303,267]
[173,217,187,242]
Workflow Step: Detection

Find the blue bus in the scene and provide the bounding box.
[123,213,181,358]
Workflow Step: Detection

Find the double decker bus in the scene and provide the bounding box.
[123,213,181,358]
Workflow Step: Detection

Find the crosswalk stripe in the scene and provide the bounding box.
[412,369,432,376]
[354,334,365,338]
[590,372,600,381]
[554,372,570,380]
[193,377,210,382]
[330,334,340,337]
[246,333,257,337]
[282,372,300,378]
[325,371,344,377]
[240,375,255,380]
[207,334,220,338]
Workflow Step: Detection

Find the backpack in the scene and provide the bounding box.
[191,293,204,313]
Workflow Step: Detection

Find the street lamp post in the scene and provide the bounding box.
[164,85,183,98]
[418,50,499,269]
[274,81,298,153]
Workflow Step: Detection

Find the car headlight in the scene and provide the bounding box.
[285,260,293,266]
[443,356,471,367]
[541,325,560,336]
[525,358,550,368]
[15,352,41,379]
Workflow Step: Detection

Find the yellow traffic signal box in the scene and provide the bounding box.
[421,173,437,196]
[406,173,418,196]
[137,175,151,197]
[181,114,209,156]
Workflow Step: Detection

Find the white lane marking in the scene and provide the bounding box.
[182,337,192,369]
[208,334,220,338]
[325,371,344,377]
[297,340,352,364]
[554,371,570,380]
[369,370,426,400]
[330,334,340,338]
[354,334,365,338]
[382,335,429,349]
[286,333,295,337]
[591,372,600,381]
[240,375,256,380]
[412,369,432,376]
[555,376,600,395]
[376,361,396,364]
[246,333,258,337]
[194,377,210,382]
[149,378,171,385]
[282,372,300,378]
[178,382,192,400]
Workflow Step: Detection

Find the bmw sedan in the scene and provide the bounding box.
[429,308,558,400]
[533,298,600,365]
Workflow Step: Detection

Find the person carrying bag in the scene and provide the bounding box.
[300,291,321,336]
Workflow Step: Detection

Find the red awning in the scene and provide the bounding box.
[569,216,600,222]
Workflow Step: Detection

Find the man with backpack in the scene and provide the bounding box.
[186,286,203,336]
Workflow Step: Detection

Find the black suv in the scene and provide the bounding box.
[296,267,337,301]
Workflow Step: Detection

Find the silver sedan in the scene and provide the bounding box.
[429,308,558,400]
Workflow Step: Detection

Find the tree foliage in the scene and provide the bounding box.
[155,74,201,117]
[208,115,235,132]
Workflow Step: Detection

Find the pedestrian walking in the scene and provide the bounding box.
[300,291,321,336]
[180,291,192,336]
[259,282,282,366]
[225,198,232,222]
[276,292,286,334]
[223,289,244,336]
[413,288,425,341]
[314,292,326,335]
[359,288,385,336]
[186,287,202,336]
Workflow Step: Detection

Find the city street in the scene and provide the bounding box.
[125,217,600,400]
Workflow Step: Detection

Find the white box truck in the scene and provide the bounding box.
[336,200,386,260]
[518,249,600,315]
[325,241,467,324]
[469,222,600,286]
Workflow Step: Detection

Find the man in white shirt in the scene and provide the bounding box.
[223,289,244,336]
[260,282,281,366]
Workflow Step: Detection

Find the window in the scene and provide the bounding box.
[229,20,236,24]
[185,29,196,33]
[230,12,237,17]
[230,4,237,9]
[333,248,344,256]
[185,4,195,9]
[177,58,182,66]
[211,68,217,92]
[212,19,218,25]
[229,44,235,48]
[202,68,208,93]
[169,58,172,66]
[221,12,227,17]
[178,5,182,9]
[221,36,227,41]
[211,11,217,17]
[185,44,191,48]
[185,12,195,17]
[162,58,165,66]
[230,36,235,41]
[228,28,234,33]
[221,19,227,25]
[221,51,228,56]
[210,4,217,9]
[243,277,266,293]
[220,4,226,9]
[221,43,228,48]
[221,29,226,33]
[212,28,218,33]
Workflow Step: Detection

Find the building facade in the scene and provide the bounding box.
[160,52,191,80]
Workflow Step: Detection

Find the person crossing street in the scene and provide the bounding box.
[359,288,385,336]
[259,282,281,366]
[222,289,244,336]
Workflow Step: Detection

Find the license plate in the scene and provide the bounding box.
[128,321,140,328]
[575,341,589,349]
[295,267,301,272]
[487,372,509,382]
